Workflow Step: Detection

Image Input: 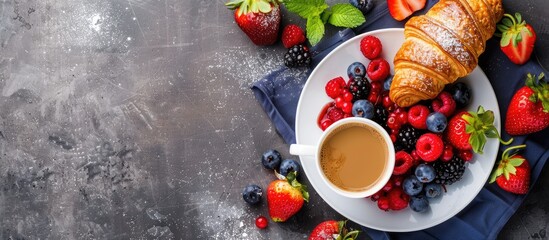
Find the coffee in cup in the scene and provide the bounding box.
[290,117,395,198]
[319,122,389,192]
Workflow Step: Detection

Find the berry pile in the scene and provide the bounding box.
[316,35,489,213]
[317,35,390,130]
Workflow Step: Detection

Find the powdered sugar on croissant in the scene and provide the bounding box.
[390,0,503,107]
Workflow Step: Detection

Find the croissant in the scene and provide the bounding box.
[389,0,504,107]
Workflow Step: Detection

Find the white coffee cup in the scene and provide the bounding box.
[290,117,395,198]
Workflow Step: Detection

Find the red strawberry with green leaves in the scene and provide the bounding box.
[490,145,530,194]
[309,220,360,240]
[505,73,549,135]
[225,0,281,46]
[446,106,512,154]
[496,13,537,65]
[267,172,308,222]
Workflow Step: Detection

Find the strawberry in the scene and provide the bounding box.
[490,145,530,194]
[282,24,306,48]
[309,220,360,240]
[387,0,426,21]
[267,172,308,222]
[496,13,536,65]
[505,73,549,135]
[225,0,281,46]
[446,106,512,154]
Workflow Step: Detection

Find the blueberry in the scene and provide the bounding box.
[409,194,430,212]
[415,164,436,183]
[261,149,282,170]
[402,175,423,196]
[242,184,262,205]
[383,75,393,91]
[424,183,443,198]
[352,100,374,119]
[448,82,471,109]
[347,62,366,79]
[350,0,374,14]
[426,112,447,133]
[279,159,301,177]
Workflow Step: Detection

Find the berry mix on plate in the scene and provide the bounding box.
[316,35,509,213]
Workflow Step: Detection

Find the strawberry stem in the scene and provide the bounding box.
[502,144,526,159]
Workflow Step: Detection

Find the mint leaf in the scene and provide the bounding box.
[307,15,325,46]
[327,3,365,28]
[285,0,328,19]
[320,9,332,24]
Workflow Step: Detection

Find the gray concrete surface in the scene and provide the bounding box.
[0,0,547,239]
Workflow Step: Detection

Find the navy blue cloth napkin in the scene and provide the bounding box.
[251,1,549,239]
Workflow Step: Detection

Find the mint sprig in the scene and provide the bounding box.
[284,0,366,45]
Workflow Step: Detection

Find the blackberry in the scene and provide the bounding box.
[284,44,311,68]
[373,105,389,131]
[395,125,421,152]
[348,76,371,101]
[432,155,466,185]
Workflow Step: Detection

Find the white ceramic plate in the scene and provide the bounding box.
[294,28,501,232]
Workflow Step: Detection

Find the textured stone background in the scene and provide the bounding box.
[0,0,547,239]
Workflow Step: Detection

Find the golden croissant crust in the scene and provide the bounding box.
[390,0,503,107]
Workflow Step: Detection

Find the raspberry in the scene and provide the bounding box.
[367,58,390,82]
[360,35,382,60]
[370,190,384,201]
[393,151,413,175]
[458,149,473,161]
[281,24,306,48]
[408,105,430,129]
[377,196,390,211]
[392,175,404,187]
[416,133,444,162]
[432,91,456,117]
[441,144,454,162]
[382,178,394,192]
[327,107,344,122]
[388,187,410,211]
[325,77,346,99]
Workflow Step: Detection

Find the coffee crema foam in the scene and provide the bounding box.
[320,123,388,192]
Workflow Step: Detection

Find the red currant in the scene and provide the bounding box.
[320,118,333,131]
[255,216,268,229]
[458,149,474,161]
[368,92,379,104]
[342,89,353,102]
[341,101,353,114]
[335,96,345,109]
[382,93,394,109]
[387,113,401,130]
[442,144,454,162]
[370,81,383,95]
